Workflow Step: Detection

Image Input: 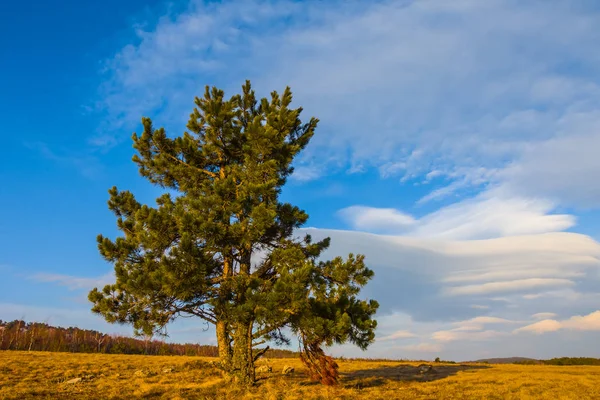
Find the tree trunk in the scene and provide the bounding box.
[230,321,254,386]
[217,254,233,372]
[216,320,232,371]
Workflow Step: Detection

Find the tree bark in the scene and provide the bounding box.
[231,321,254,386]
[216,320,232,371]
[217,254,233,372]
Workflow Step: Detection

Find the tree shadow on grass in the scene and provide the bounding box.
[256,369,323,386]
[342,364,490,389]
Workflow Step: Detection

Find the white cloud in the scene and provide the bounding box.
[451,325,483,332]
[302,227,600,329]
[431,316,519,340]
[432,329,505,343]
[514,319,563,335]
[338,206,416,232]
[98,0,600,205]
[446,278,575,296]
[532,312,558,320]
[290,165,324,182]
[377,330,417,341]
[458,316,516,326]
[522,289,585,301]
[499,117,600,208]
[563,311,600,331]
[399,343,443,353]
[338,193,575,240]
[515,310,600,334]
[413,194,575,239]
[444,267,586,284]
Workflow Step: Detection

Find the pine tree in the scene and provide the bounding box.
[88,81,379,385]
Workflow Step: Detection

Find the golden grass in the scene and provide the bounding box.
[1,351,599,399]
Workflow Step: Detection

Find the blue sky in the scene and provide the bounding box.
[2,0,600,361]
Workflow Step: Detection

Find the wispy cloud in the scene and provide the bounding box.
[96,0,600,201]
[51,0,600,359]
[377,330,417,342]
[29,272,114,291]
[446,279,575,296]
[532,312,558,320]
[432,329,507,343]
[290,165,324,182]
[25,142,103,179]
[455,316,517,327]
[399,343,443,353]
[430,316,519,342]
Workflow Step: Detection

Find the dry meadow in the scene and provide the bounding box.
[1,351,599,399]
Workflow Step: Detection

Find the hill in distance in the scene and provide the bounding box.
[472,357,539,364]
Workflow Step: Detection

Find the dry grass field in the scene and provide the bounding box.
[1,351,600,399]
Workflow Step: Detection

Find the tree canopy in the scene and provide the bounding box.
[89,81,378,385]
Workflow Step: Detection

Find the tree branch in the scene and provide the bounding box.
[154,141,217,179]
[187,310,216,324]
[209,276,224,285]
[253,346,270,362]
[252,317,290,339]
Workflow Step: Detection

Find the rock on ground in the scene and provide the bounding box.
[418,364,434,374]
[282,366,295,375]
[256,365,272,373]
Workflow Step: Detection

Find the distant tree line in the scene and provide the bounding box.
[0,320,296,358]
[515,357,600,366]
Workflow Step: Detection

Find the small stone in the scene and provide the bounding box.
[282,365,295,375]
[65,377,82,384]
[418,364,433,374]
[256,365,272,373]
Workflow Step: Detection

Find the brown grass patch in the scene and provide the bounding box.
[1,351,600,399]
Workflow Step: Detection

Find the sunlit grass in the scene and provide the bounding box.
[1,351,599,399]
